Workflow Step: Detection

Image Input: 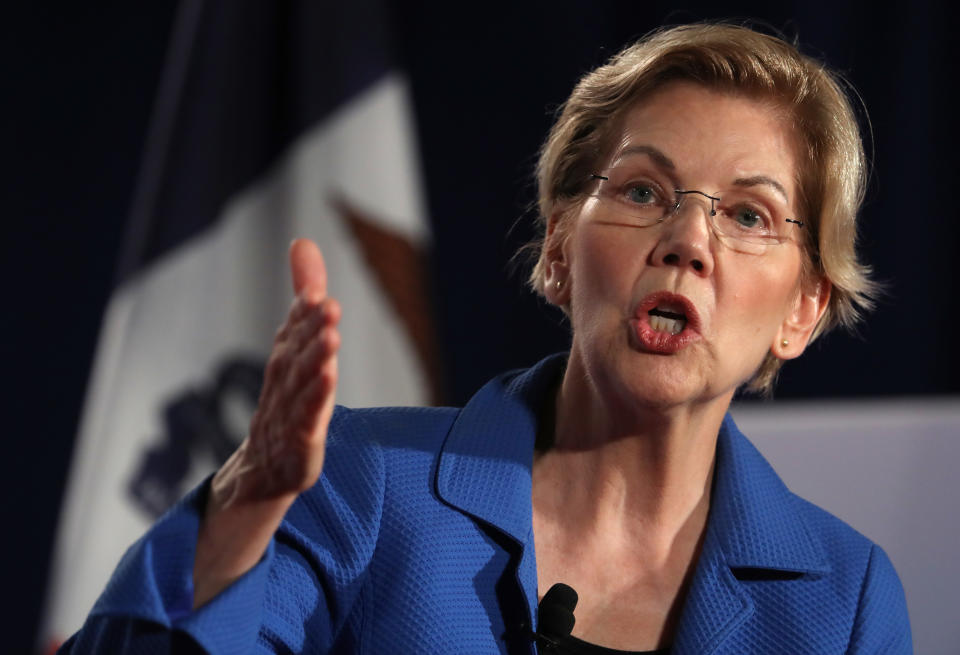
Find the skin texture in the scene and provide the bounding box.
[533,82,830,649]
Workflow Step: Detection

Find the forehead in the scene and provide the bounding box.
[605,82,799,196]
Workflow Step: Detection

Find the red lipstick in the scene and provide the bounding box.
[631,291,702,354]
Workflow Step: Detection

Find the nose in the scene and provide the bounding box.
[649,194,716,276]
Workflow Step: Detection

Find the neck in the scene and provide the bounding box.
[533,349,731,547]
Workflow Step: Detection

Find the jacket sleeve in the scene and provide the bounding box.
[847,544,913,654]
[59,407,385,654]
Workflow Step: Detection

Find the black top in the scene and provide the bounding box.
[542,633,670,654]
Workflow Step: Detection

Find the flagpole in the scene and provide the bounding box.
[116,0,205,285]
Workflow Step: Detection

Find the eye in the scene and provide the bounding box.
[735,207,763,228]
[726,205,772,232]
[625,183,658,205]
[596,168,673,220]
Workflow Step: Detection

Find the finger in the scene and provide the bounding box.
[320,297,342,326]
[287,324,341,397]
[291,355,337,442]
[262,299,341,419]
[284,350,338,486]
[286,298,341,358]
[278,296,323,343]
[306,349,339,448]
[289,238,327,303]
[315,350,338,434]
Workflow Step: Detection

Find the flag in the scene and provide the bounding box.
[40,0,439,648]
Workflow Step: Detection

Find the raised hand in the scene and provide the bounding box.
[236,238,341,500]
[193,238,342,607]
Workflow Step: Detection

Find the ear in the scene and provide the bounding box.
[773,276,831,360]
[542,211,572,306]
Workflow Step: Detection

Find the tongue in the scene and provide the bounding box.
[649,308,686,321]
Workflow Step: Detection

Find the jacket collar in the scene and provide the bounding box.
[708,413,829,574]
[435,354,565,624]
[671,413,830,652]
[435,353,567,543]
[435,354,830,648]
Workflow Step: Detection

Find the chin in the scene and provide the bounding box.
[609,351,709,412]
[573,332,732,417]
[631,351,758,417]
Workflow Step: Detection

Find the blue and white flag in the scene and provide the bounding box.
[41,1,438,648]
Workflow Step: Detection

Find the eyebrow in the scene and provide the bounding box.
[732,175,789,203]
[614,146,790,202]
[614,145,676,170]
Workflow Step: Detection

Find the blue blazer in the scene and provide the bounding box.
[65,354,911,654]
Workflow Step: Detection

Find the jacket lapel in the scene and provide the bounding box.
[673,414,830,654]
[671,529,754,655]
[435,354,567,629]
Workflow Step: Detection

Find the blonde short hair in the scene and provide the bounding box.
[528,22,878,394]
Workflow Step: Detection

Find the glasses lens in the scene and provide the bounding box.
[708,191,793,252]
[591,169,673,225]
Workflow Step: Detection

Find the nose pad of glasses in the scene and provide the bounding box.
[674,190,719,217]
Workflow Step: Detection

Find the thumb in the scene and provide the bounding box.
[289,238,327,303]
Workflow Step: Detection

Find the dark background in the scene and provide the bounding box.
[3,2,954,651]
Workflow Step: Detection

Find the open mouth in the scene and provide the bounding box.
[631,292,702,354]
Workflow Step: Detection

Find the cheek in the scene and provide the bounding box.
[719,260,800,343]
[571,228,647,293]
[569,245,619,325]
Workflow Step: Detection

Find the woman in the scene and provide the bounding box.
[63,23,911,654]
